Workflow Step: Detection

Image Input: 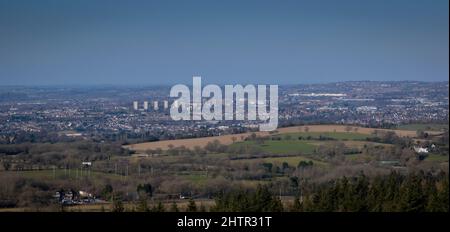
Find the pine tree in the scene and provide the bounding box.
[436,178,449,212]
[367,176,384,212]
[351,174,369,212]
[339,177,353,211]
[383,172,402,211]
[253,185,274,212]
[399,174,426,212]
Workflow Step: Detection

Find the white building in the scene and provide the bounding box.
[414,147,429,154]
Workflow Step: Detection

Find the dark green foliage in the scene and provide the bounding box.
[297,160,313,168]
[298,172,448,212]
[262,163,273,173]
[101,184,113,200]
[212,185,283,212]
[399,174,426,212]
[213,171,448,212]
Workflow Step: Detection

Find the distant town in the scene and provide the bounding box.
[0,80,448,212]
[0,81,448,144]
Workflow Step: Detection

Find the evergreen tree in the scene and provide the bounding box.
[367,176,385,212]
[435,177,449,212]
[252,185,274,212]
[399,174,426,212]
[350,174,369,212]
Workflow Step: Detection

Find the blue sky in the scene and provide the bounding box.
[0,0,448,85]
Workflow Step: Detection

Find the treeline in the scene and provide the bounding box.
[207,171,448,212]
[211,185,284,212]
[294,171,448,212]
[0,141,130,171]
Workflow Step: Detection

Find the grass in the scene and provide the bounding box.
[178,172,209,183]
[232,140,316,155]
[344,153,373,162]
[230,131,376,155]
[425,154,449,162]
[275,132,373,140]
[260,140,317,154]
[397,123,448,131]
[344,154,361,161]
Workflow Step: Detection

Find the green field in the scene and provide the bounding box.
[425,154,449,162]
[274,132,373,140]
[344,153,373,162]
[397,123,448,131]
[177,171,209,184]
[232,140,316,155]
[230,131,375,155]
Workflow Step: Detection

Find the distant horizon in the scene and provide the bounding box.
[0,0,448,85]
[0,79,448,88]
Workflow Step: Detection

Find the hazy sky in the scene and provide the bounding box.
[0,0,448,85]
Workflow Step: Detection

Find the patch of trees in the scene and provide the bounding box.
[0,177,53,209]
[0,130,78,144]
[0,141,130,170]
[211,185,283,212]
[367,131,412,147]
[137,183,153,198]
[292,171,448,212]
[297,160,314,169]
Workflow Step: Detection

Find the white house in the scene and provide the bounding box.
[414,147,429,154]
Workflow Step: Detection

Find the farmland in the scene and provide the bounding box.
[230,140,317,155]
[1,124,448,212]
[397,123,448,131]
[125,124,429,152]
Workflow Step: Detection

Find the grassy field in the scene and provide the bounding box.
[397,123,448,131]
[425,154,449,162]
[344,153,372,162]
[177,172,209,184]
[231,140,316,155]
[125,124,426,152]
[274,131,372,140]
